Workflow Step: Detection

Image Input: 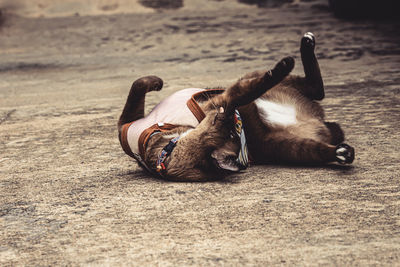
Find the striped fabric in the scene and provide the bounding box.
[234,110,249,169]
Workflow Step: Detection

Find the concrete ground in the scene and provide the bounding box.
[1,0,399,265]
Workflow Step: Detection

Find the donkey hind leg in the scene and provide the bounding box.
[223,56,295,112]
[118,75,163,132]
[300,32,325,100]
[260,133,354,164]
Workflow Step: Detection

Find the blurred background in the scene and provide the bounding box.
[0,0,398,18]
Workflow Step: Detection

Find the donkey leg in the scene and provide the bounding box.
[300,32,325,100]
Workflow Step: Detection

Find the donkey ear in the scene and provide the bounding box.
[211,150,240,172]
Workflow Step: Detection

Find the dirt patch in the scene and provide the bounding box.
[139,0,183,9]
[0,62,66,73]
[239,0,294,8]
[0,0,154,17]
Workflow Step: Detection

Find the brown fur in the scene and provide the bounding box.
[118,57,293,181]
[235,32,354,165]
[118,33,355,181]
[237,76,336,164]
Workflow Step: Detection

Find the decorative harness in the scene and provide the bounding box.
[120,122,178,177]
[156,136,180,175]
[120,89,248,177]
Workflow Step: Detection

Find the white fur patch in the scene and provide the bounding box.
[255,99,297,127]
[336,155,346,161]
[164,129,193,141]
[304,32,314,40]
[180,129,193,139]
[162,133,180,140]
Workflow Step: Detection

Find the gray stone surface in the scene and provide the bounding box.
[1,0,399,265]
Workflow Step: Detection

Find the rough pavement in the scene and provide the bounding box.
[1,0,399,265]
